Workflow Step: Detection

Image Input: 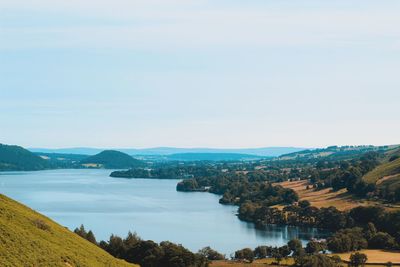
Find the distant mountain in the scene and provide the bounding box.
[165,153,265,161]
[0,144,48,171]
[30,146,309,157]
[0,194,136,267]
[80,150,143,169]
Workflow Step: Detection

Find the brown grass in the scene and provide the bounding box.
[334,249,400,264]
[210,258,294,267]
[276,180,374,211]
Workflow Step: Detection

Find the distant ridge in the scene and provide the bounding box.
[166,153,265,161]
[29,147,309,157]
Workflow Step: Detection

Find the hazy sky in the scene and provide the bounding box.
[1,0,399,148]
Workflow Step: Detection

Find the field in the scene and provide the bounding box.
[276,180,373,211]
[334,249,400,264]
[210,258,294,267]
[210,250,400,267]
[0,194,136,267]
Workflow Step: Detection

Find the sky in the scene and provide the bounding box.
[0,0,399,148]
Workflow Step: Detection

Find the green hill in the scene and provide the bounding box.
[0,194,137,267]
[362,148,400,202]
[80,150,143,169]
[0,144,48,171]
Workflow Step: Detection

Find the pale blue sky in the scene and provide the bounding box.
[1,0,399,148]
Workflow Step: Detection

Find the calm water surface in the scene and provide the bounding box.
[0,169,328,255]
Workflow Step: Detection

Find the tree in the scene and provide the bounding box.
[234,248,254,262]
[349,252,368,267]
[254,246,272,259]
[198,246,224,260]
[86,230,97,244]
[368,232,397,249]
[288,239,303,253]
[300,254,338,267]
[305,241,326,254]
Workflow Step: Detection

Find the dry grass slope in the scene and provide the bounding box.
[276,180,373,211]
[0,194,137,267]
[363,157,400,184]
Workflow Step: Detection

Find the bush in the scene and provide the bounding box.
[349,252,368,267]
[32,219,50,231]
[234,248,254,263]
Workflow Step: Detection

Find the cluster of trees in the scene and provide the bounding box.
[310,152,380,196]
[238,200,350,230]
[111,164,220,179]
[327,224,398,253]
[73,228,213,267]
[233,239,374,267]
[177,172,298,207]
[74,225,378,267]
[234,239,341,267]
[239,202,400,252]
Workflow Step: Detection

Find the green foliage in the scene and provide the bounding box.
[327,228,368,253]
[0,194,136,267]
[295,254,339,267]
[234,248,254,262]
[111,164,219,179]
[0,143,48,171]
[74,224,97,244]
[198,246,225,260]
[98,232,208,267]
[349,252,368,267]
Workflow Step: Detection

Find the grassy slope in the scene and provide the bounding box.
[276,180,374,211]
[0,194,137,267]
[363,157,400,184]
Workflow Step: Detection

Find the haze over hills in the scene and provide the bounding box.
[29,146,309,157]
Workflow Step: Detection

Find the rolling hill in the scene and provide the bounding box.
[361,148,400,202]
[80,150,143,169]
[0,194,137,267]
[0,144,48,171]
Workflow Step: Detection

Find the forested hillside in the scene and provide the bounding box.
[0,144,48,171]
[80,150,143,169]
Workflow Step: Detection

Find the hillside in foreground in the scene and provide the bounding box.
[0,194,137,267]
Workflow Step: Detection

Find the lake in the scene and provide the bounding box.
[0,169,328,255]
